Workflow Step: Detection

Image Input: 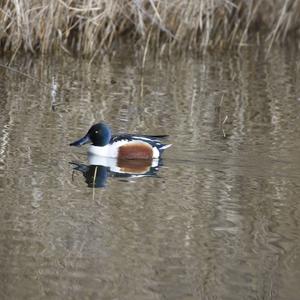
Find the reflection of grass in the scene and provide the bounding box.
[1,0,300,55]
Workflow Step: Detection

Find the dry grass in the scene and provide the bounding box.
[0,0,300,56]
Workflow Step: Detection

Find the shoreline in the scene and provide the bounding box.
[0,1,300,56]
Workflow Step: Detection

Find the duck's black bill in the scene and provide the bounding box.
[70,134,91,147]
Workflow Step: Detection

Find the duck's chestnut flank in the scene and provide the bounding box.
[118,143,153,160]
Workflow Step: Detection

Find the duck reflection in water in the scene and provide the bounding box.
[70,154,162,188]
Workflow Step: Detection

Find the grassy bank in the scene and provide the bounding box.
[1,0,300,56]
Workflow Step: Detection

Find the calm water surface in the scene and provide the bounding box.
[0,48,300,300]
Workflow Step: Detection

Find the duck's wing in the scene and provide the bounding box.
[138,134,169,139]
[111,134,168,143]
[110,134,134,143]
[110,134,171,151]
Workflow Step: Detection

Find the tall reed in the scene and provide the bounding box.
[0,0,299,55]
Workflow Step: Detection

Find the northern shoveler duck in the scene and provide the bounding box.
[70,122,172,160]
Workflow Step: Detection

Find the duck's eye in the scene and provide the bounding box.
[95,130,99,134]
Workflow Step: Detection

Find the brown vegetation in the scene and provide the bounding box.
[0,0,300,55]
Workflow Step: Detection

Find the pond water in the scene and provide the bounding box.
[0,47,300,300]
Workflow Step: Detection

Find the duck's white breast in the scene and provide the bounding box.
[88,141,126,158]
